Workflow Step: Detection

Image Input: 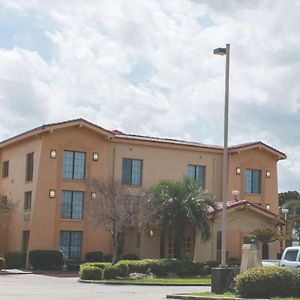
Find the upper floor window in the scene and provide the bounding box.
[122,158,142,186]
[61,191,84,220]
[63,151,86,180]
[25,153,34,181]
[2,160,9,177]
[187,165,205,189]
[245,169,261,194]
[24,191,32,210]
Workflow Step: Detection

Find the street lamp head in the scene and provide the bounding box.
[213,47,227,55]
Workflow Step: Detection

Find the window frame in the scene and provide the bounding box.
[63,150,86,180]
[59,231,82,259]
[244,168,262,194]
[25,152,34,182]
[122,158,142,186]
[61,190,84,220]
[2,160,9,178]
[24,191,32,211]
[187,164,206,189]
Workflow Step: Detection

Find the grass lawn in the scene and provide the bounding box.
[96,277,211,285]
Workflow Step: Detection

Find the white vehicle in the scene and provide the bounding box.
[262,246,300,268]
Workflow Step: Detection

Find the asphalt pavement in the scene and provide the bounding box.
[0,273,210,300]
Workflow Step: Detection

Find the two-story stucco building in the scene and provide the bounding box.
[0,118,286,262]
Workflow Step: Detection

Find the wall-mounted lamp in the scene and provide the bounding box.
[236,167,241,175]
[266,204,270,210]
[92,152,99,161]
[49,189,56,198]
[149,228,154,237]
[50,149,57,159]
[282,208,289,221]
[266,170,271,178]
[232,190,240,201]
[91,192,97,200]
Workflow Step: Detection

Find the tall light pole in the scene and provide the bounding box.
[214,44,230,267]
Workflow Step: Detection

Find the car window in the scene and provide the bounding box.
[284,250,298,261]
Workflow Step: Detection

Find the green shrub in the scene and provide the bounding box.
[85,251,103,262]
[120,253,139,260]
[0,257,5,270]
[80,265,102,280]
[103,264,129,279]
[80,262,112,272]
[65,259,83,271]
[235,266,294,298]
[201,260,218,275]
[293,269,300,297]
[29,250,63,270]
[103,254,113,262]
[4,252,26,269]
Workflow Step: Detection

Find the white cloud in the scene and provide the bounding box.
[0,0,299,191]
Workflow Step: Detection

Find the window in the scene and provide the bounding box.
[122,158,142,186]
[22,231,30,253]
[284,250,298,262]
[63,151,86,180]
[61,191,84,220]
[59,231,82,259]
[24,192,32,210]
[245,169,261,194]
[25,153,34,181]
[187,165,205,188]
[2,160,9,177]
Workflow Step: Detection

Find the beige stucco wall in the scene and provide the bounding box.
[194,207,281,262]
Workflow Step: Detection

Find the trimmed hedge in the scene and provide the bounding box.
[235,267,295,298]
[29,250,63,270]
[120,253,139,260]
[0,257,5,270]
[4,252,26,269]
[80,266,102,280]
[85,251,103,262]
[80,259,217,280]
[103,254,113,262]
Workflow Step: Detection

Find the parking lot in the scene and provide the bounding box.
[0,273,210,300]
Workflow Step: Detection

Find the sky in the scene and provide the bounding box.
[0,0,299,192]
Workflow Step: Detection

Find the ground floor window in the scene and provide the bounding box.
[59,231,82,259]
[22,230,30,253]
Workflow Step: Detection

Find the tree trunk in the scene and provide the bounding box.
[262,242,269,259]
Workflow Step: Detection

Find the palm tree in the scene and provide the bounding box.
[250,228,282,259]
[147,177,217,260]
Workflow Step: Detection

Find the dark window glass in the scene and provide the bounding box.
[245,169,261,194]
[22,230,30,253]
[2,160,9,177]
[59,231,82,259]
[122,158,142,186]
[61,191,84,220]
[24,191,32,210]
[63,151,86,180]
[187,165,205,188]
[284,250,298,261]
[25,153,34,181]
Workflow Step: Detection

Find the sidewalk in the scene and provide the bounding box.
[0,269,33,275]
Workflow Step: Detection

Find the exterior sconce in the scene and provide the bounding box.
[236,167,241,175]
[232,190,240,201]
[91,192,97,200]
[266,170,271,178]
[50,149,57,159]
[49,189,56,198]
[92,152,99,161]
[266,204,270,210]
[149,228,154,237]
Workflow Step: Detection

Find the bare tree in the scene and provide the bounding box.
[0,195,17,228]
[87,178,144,263]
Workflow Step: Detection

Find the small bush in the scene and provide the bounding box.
[292,269,300,297]
[120,253,139,260]
[80,262,112,273]
[103,254,113,262]
[85,251,103,262]
[4,252,26,269]
[80,266,102,280]
[103,264,129,279]
[235,266,294,298]
[0,257,5,270]
[29,250,63,270]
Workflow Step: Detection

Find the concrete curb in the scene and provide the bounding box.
[0,270,33,275]
[78,279,211,286]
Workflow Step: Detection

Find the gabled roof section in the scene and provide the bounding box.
[0,118,114,148]
[228,141,286,160]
